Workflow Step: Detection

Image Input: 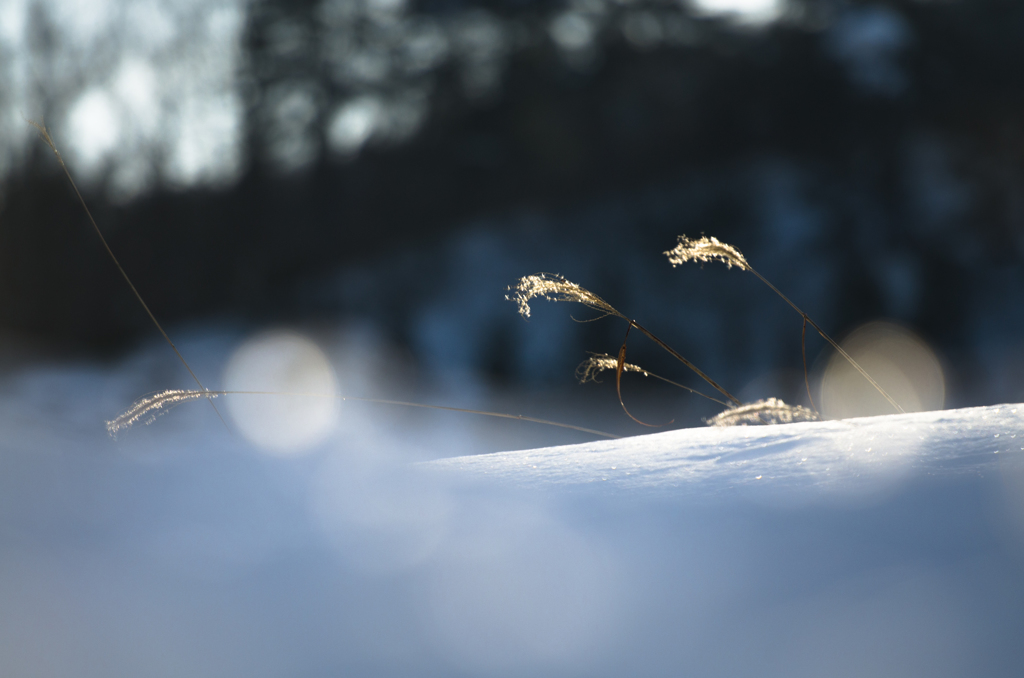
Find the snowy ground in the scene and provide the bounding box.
[1,337,1023,677]
[433,404,1023,496]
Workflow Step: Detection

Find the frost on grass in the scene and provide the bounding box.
[664,235,750,271]
[507,274,624,320]
[708,398,819,427]
[106,389,216,437]
[576,353,652,383]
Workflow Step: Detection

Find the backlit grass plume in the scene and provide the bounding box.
[575,353,650,383]
[107,389,218,437]
[576,353,729,406]
[707,398,819,427]
[509,273,741,426]
[665,234,904,416]
[665,235,750,270]
[507,273,623,320]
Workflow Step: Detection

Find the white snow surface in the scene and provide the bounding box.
[1,340,1023,678]
[431,404,1024,497]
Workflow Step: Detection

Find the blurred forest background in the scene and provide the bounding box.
[2,0,1023,431]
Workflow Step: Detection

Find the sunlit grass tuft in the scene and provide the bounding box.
[707,398,818,427]
[509,234,904,427]
[35,116,905,439]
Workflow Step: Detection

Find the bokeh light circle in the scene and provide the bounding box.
[821,321,944,420]
[222,330,339,454]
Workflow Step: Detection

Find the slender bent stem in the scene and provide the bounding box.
[337,395,620,439]
[635,370,729,407]
[801,317,820,416]
[29,120,226,426]
[613,325,672,427]
[746,266,904,415]
[627,320,742,406]
[177,390,622,439]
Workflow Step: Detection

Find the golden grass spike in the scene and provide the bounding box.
[575,353,651,383]
[506,273,623,320]
[106,389,218,437]
[576,353,731,406]
[707,398,819,427]
[664,235,750,271]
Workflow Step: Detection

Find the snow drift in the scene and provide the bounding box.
[1,343,1022,677]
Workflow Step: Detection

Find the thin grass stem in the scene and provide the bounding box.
[107,389,621,440]
[28,120,226,427]
[746,266,904,414]
[801,317,819,416]
[626,320,741,406]
[613,325,673,427]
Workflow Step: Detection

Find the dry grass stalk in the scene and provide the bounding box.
[707,398,819,427]
[30,123,617,442]
[576,353,729,406]
[29,120,225,426]
[612,325,667,427]
[105,389,621,439]
[509,273,742,410]
[665,234,905,416]
[40,115,891,438]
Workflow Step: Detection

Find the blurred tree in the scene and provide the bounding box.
[0,0,1022,406]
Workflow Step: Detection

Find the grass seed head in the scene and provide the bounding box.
[106,389,216,437]
[707,397,819,427]
[665,235,750,271]
[576,353,651,383]
[507,273,623,320]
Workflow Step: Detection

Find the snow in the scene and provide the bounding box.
[1,345,1023,677]
[431,405,1023,497]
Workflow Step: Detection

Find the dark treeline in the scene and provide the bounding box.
[1,0,1022,403]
